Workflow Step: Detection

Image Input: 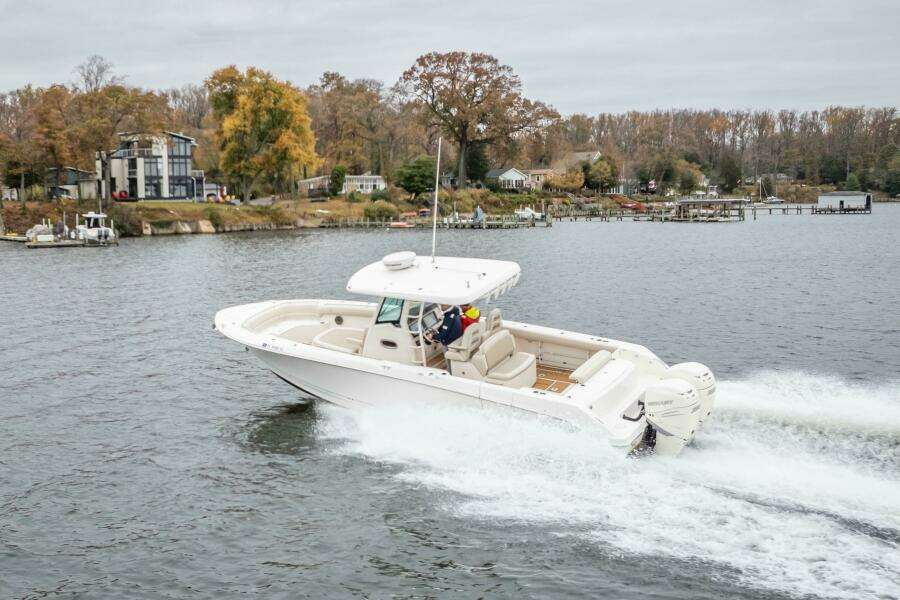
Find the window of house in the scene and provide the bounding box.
[145,179,162,198]
[144,158,161,176]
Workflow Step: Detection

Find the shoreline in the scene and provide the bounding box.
[2,196,897,241]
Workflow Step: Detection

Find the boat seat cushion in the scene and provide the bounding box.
[312,326,365,354]
[485,352,537,388]
[474,329,537,388]
[487,308,502,336]
[569,350,613,383]
[445,321,484,362]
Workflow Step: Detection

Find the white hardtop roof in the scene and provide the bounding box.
[83,212,107,218]
[346,253,521,305]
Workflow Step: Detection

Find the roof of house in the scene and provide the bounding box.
[820,191,869,196]
[485,167,528,179]
[47,166,94,175]
[116,131,197,144]
[346,253,521,305]
[165,131,197,142]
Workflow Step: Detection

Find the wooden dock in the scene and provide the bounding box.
[550,202,834,223]
[318,216,551,230]
[25,239,86,249]
[0,234,27,242]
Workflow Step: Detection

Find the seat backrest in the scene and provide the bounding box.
[445,321,484,362]
[472,329,516,375]
[487,308,502,335]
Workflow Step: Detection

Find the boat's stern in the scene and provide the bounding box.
[643,362,716,455]
[567,351,716,456]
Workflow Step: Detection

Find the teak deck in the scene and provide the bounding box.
[426,354,447,370]
[534,365,576,393]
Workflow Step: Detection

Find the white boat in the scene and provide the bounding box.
[215,251,716,456]
[765,196,785,204]
[513,206,543,220]
[76,212,117,245]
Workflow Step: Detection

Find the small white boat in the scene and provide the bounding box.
[514,206,543,220]
[765,196,785,204]
[76,212,118,246]
[215,251,716,456]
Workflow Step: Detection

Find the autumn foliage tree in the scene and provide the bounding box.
[545,169,584,193]
[0,86,42,199]
[400,52,557,188]
[207,66,318,202]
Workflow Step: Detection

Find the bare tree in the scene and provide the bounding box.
[74,55,124,93]
[166,84,210,129]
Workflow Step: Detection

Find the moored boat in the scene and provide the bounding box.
[75,212,118,246]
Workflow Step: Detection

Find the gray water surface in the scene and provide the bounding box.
[2,208,899,599]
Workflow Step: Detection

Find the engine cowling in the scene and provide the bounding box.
[644,378,702,456]
[665,362,715,424]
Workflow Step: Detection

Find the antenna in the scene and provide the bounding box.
[431,136,442,263]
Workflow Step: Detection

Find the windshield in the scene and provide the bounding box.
[376,297,403,325]
[407,302,440,334]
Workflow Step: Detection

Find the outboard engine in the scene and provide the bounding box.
[665,362,716,424]
[643,379,702,456]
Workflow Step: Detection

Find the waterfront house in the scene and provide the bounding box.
[97,131,205,201]
[297,172,387,197]
[816,191,872,212]
[525,168,555,190]
[485,168,529,191]
[45,167,98,200]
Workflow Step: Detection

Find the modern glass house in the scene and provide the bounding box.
[99,132,204,201]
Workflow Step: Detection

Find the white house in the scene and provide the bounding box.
[98,131,204,201]
[817,191,872,210]
[485,168,529,191]
[297,173,387,196]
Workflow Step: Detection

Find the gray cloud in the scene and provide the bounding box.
[1,0,897,112]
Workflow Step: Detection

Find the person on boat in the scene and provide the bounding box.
[460,304,480,332]
[424,304,462,346]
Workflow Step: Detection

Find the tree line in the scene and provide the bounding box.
[1,53,898,203]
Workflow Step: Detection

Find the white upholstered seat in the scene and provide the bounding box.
[473,329,536,388]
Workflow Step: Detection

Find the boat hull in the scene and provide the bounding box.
[253,348,484,412]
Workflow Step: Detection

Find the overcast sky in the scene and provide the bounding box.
[1,0,897,114]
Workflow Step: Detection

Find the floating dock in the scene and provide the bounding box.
[25,239,88,249]
[0,234,27,242]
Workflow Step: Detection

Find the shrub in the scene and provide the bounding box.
[364,200,399,221]
[346,190,363,203]
[204,206,224,230]
[370,187,392,202]
[106,203,143,236]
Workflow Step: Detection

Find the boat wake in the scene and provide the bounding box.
[315,370,900,600]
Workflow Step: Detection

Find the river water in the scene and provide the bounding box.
[2,207,899,599]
